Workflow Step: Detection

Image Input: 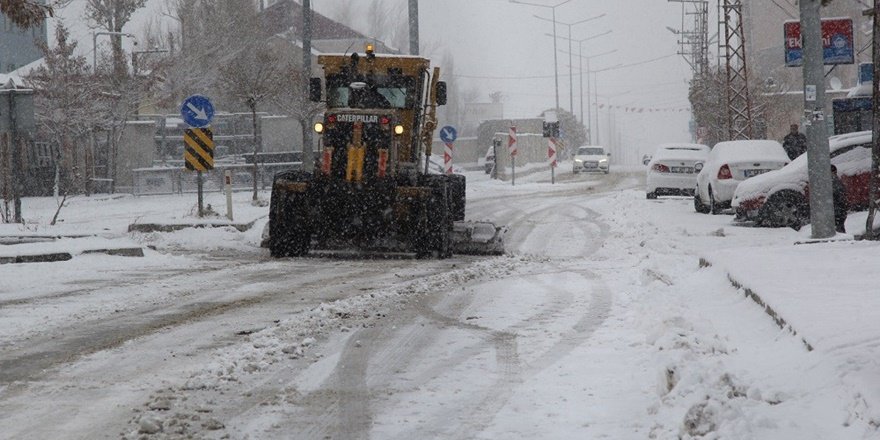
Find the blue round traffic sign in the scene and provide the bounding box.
[439,125,457,143]
[181,95,215,128]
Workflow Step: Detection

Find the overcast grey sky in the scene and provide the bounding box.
[312,0,695,155]
[56,0,695,157]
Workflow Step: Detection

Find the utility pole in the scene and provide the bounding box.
[800,0,836,239]
[669,0,710,78]
[302,0,314,172]
[867,1,880,239]
[409,0,419,55]
[719,0,753,140]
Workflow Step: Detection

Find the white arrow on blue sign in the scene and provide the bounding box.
[181,95,215,128]
[439,125,457,143]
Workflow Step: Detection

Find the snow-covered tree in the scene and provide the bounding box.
[150,0,264,107]
[218,42,284,201]
[25,23,100,195]
[271,58,323,162]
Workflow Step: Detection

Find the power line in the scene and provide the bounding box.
[452,53,678,80]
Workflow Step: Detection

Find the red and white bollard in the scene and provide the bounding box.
[444,142,454,174]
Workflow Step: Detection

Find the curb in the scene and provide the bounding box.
[128,218,259,233]
[82,247,145,257]
[699,257,814,351]
[0,247,144,265]
[0,252,73,265]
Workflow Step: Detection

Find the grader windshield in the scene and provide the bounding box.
[326,76,416,109]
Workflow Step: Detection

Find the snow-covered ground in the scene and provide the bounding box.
[1,162,878,439]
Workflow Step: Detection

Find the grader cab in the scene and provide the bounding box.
[267,46,504,258]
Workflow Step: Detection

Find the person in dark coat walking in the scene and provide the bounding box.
[782,124,807,161]
[831,165,848,233]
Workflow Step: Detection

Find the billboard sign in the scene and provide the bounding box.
[784,18,854,67]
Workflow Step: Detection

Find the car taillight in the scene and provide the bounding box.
[651,164,670,173]
[717,164,732,180]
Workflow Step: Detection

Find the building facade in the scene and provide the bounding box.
[0,7,48,73]
[743,0,870,140]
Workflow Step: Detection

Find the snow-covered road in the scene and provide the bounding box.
[1,166,875,439]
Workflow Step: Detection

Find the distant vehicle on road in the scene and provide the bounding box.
[732,130,872,228]
[572,145,610,174]
[694,140,788,214]
[645,143,709,199]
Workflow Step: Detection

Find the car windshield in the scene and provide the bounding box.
[578,147,605,155]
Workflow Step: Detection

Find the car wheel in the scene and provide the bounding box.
[646,191,658,200]
[763,190,809,229]
[709,186,722,215]
[694,188,710,214]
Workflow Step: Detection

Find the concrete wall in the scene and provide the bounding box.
[261,115,301,153]
[492,132,552,180]
[116,121,157,191]
[431,136,483,165]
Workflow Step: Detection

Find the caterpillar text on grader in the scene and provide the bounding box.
[267,45,505,258]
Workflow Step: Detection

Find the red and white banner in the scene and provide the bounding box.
[508,126,518,157]
[444,142,454,174]
[548,137,558,167]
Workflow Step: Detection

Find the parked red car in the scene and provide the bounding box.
[731,131,873,228]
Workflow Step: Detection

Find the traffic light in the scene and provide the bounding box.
[543,121,560,138]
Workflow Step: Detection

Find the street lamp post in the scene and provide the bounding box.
[556,31,613,138]
[510,0,572,111]
[535,13,605,115]
[582,49,615,144]
[92,31,136,75]
[589,65,624,145]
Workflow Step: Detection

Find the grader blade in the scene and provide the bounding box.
[451,221,507,255]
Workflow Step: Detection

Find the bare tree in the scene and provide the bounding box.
[25,22,99,195]
[218,43,285,201]
[272,59,323,165]
[149,0,264,108]
[85,0,148,78]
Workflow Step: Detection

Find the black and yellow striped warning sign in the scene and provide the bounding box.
[183,127,214,171]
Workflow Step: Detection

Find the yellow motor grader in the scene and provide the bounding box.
[267,45,504,258]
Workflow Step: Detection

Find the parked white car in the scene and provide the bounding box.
[645,143,710,199]
[572,145,610,174]
[694,140,789,214]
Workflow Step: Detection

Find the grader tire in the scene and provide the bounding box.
[268,171,312,258]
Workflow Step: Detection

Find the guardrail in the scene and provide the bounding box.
[132,162,302,196]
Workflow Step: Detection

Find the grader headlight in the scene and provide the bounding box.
[314,122,324,134]
[394,124,405,136]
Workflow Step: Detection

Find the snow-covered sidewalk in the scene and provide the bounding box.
[697,216,880,431]
[703,240,880,352]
